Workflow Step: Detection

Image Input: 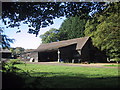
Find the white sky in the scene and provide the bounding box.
[1,17,66,49]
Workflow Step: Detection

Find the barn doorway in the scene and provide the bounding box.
[38,50,58,62]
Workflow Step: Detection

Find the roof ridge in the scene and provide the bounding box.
[36,36,90,51]
[40,36,89,45]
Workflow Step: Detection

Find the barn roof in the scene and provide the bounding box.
[35,37,90,52]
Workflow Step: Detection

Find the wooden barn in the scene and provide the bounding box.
[28,37,107,63]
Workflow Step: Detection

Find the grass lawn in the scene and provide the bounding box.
[104,64,120,67]
[15,63,120,88]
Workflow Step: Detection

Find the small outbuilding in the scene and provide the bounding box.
[28,37,107,63]
[0,49,12,59]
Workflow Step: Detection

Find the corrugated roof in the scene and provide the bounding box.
[36,37,90,52]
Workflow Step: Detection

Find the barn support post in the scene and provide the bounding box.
[77,50,81,62]
[78,50,81,55]
[58,49,60,62]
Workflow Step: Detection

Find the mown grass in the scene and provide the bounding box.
[104,64,120,67]
[15,64,120,88]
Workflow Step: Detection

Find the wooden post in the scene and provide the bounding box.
[77,50,82,63]
[78,50,81,55]
[58,49,60,62]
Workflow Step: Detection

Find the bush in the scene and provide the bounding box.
[2,61,26,88]
[9,59,24,64]
[2,61,45,88]
[2,60,22,73]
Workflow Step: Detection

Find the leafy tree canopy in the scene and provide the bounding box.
[59,15,87,40]
[2,2,106,36]
[0,27,14,49]
[40,15,87,43]
[40,28,60,43]
[85,2,120,62]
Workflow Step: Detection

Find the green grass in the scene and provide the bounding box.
[9,59,20,60]
[8,59,24,64]
[15,64,120,88]
[104,64,120,67]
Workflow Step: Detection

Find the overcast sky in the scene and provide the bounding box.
[1,17,66,49]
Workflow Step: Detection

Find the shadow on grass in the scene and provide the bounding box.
[2,72,46,89]
[2,71,120,88]
[30,72,120,88]
[43,77,120,88]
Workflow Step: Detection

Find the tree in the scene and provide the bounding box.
[40,16,87,43]
[59,15,87,40]
[84,2,120,63]
[40,28,60,43]
[0,26,14,49]
[2,2,106,37]
[10,47,25,58]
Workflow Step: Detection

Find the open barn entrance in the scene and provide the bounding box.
[38,50,58,62]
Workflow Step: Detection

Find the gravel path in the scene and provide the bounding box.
[26,62,120,69]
